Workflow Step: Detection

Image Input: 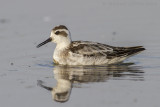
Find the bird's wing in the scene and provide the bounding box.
[70,41,114,59]
[70,41,145,59]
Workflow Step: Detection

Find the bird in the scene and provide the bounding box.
[37,25,145,65]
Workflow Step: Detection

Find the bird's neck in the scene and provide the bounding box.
[56,40,71,50]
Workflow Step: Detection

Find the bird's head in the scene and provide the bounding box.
[37,25,71,48]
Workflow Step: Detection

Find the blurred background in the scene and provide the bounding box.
[0,0,160,107]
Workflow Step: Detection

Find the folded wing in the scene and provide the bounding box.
[70,41,145,59]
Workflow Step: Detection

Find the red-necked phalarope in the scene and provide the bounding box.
[37,25,145,65]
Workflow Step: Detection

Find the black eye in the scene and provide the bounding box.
[55,31,60,35]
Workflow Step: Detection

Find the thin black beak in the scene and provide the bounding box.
[36,37,52,48]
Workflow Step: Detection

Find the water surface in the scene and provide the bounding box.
[0,0,160,107]
[38,64,144,103]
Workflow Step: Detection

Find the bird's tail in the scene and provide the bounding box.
[108,46,145,64]
[123,46,145,57]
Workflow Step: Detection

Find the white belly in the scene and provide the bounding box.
[53,50,127,65]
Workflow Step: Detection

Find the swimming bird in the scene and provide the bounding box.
[37,25,145,65]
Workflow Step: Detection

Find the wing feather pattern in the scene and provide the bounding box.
[69,41,145,59]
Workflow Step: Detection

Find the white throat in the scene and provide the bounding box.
[56,39,71,50]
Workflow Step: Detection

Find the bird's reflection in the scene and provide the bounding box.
[37,63,144,103]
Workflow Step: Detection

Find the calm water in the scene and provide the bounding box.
[37,64,144,102]
[0,0,160,107]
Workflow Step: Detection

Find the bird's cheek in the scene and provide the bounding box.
[51,37,56,42]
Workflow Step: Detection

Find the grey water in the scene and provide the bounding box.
[0,0,160,107]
